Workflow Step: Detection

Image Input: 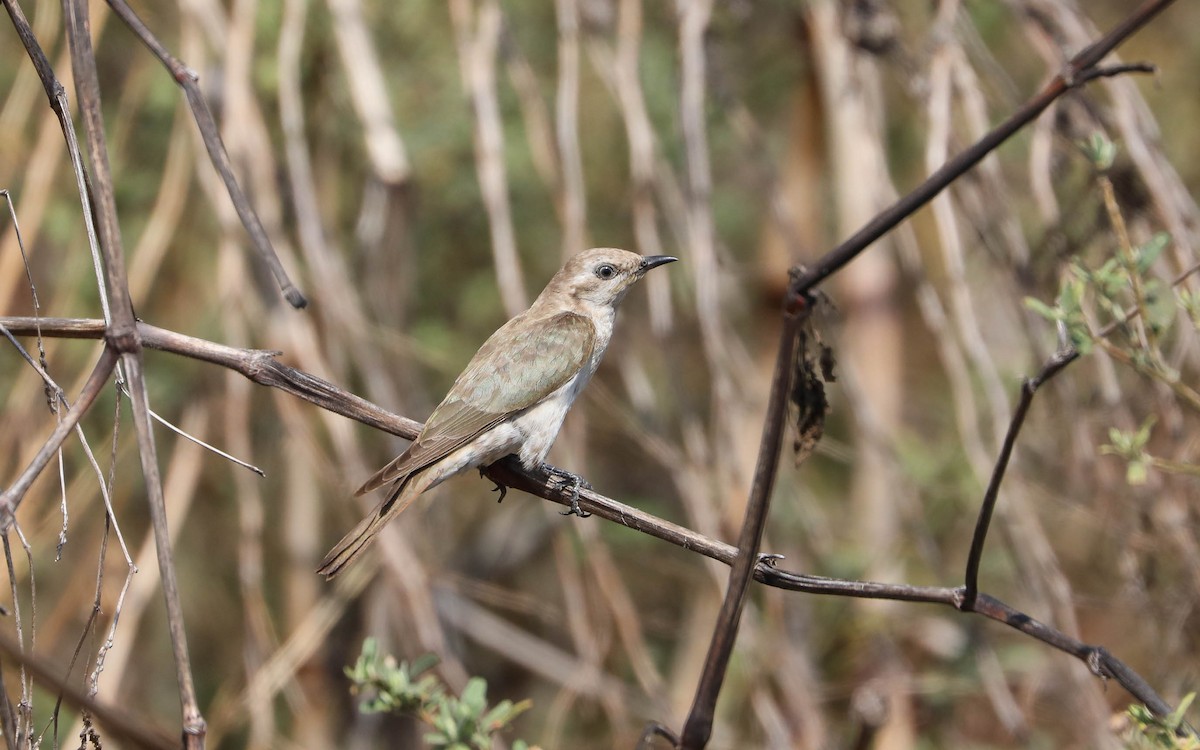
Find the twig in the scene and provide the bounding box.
[101,0,308,309]
[612,0,673,334]
[324,0,412,184]
[0,345,118,526]
[2,0,111,327]
[962,348,1078,607]
[555,0,587,259]
[449,0,528,317]
[0,317,424,439]
[678,298,806,749]
[0,325,136,564]
[120,355,208,747]
[0,631,176,750]
[140,400,266,477]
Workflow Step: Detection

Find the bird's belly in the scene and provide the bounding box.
[420,420,528,494]
[511,383,577,468]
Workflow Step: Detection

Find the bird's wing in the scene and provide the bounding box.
[355,311,596,495]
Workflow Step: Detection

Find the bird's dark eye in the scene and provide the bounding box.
[595,264,616,280]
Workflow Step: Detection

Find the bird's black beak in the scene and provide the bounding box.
[638,255,678,275]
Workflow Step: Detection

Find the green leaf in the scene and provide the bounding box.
[1135,232,1171,275]
[347,641,532,747]
[411,652,441,677]
[1024,297,1061,322]
[1058,277,1086,316]
[1133,416,1157,449]
[1178,290,1200,328]
[1145,282,1177,337]
[1079,131,1117,170]
[1166,692,1195,729]
[1067,322,1094,355]
[460,678,488,714]
[1127,459,1149,485]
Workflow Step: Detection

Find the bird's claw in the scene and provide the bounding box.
[544,465,591,518]
[480,468,508,503]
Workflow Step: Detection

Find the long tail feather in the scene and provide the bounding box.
[317,481,421,578]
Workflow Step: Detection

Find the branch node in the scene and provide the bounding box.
[636,721,679,749]
[756,552,785,568]
[173,65,199,85]
[1087,648,1113,682]
[104,323,141,354]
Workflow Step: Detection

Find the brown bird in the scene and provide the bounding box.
[318,248,677,578]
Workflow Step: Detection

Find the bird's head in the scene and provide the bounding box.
[549,247,677,308]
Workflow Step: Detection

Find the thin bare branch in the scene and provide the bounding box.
[0,631,176,750]
[679,300,805,749]
[324,0,411,184]
[119,354,208,747]
[963,348,1078,606]
[62,0,208,742]
[555,0,587,259]
[0,345,117,525]
[102,0,308,308]
[450,0,528,317]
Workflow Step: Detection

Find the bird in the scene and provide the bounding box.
[317,248,678,578]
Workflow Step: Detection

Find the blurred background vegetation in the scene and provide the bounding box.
[1,0,1199,747]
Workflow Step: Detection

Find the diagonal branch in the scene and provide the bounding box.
[0,345,117,527]
[0,631,176,750]
[678,300,805,750]
[789,0,1174,297]
[963,347,1078,607]
[0,316,1177,722]
[101,0,308,309]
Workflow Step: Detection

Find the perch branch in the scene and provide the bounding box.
[0,316,1174,718]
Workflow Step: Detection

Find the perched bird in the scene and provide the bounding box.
[318,248,677,578]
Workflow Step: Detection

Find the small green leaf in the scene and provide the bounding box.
[1132,416,1157,449]
[411,652,441,676]
[1024,297,1061,322]
[1068,323,1094,355]
[1135,232,1170,274]
[1178,290,1200,328]
[1127,459,1148,485]
[1078,132,1117,170]
[461,678,488,713]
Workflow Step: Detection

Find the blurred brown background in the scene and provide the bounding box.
[1,0,1198,748]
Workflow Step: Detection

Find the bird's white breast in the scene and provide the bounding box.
[512,302,614,468]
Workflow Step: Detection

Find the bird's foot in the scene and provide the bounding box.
[543,464,592,518]
[480,467,508,503]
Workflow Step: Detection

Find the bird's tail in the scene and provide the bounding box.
[317,479,422,579]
